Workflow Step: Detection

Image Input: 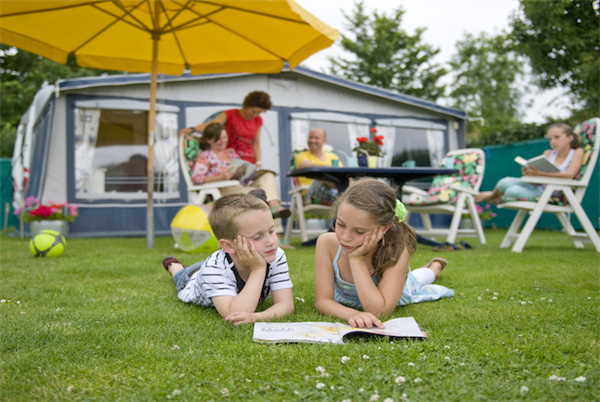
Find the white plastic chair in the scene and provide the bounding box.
[178,135,239,205]
[284,146,335,244]
[403,148,487,244]
[498,118,600,252]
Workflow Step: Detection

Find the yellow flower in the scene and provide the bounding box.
[439,189,452,202]
[462,153,478,164]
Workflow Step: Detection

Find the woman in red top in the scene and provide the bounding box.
[179,91,271,169]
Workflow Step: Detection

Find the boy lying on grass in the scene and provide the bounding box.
[162,191,294,325]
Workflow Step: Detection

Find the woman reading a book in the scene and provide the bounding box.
[190,123,292,247]
[476,124,584,203]
[314,179,454,329]
[179,91,271,168]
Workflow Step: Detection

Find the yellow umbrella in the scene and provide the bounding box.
[0,0,338,247]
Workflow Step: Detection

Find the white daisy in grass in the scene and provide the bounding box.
[363,355,370,360]
[220,388,228,396]
[172,390,181,396]
[444,356,450,360]
[395,376,406,384]
[384,398,394,402]
[414,378,422,383]
[493,292,499,296]
[478,297,482,301]
[444,345,450,349]
[316,382,325,389]
[408,362,415,366]
[341,356,350,364]
[548,375,566,381]
[370,394,380,401]
[520,386,529,394]
[460,363,465,366]
[575,376,587,382]
[172,345,179,350]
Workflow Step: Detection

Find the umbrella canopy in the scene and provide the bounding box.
[0,0,338,247]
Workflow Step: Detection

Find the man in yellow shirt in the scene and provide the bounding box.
[294,128,341,205]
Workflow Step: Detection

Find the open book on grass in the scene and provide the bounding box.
[253,317,428,344]
[229,159,277,186]
[514,155,560,173]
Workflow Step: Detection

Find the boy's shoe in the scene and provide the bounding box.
[162,255,185,271]
[270,205,291,219]
[248,188,267,203]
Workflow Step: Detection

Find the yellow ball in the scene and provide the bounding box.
[30,230,67,257]
[170,205,219,253]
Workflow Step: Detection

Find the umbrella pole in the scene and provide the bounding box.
[146,5,161,249]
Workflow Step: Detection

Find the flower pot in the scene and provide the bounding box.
[460,218,474,230]
[357,153,368,167]
[30,220,69,238]
[367,156,378,168]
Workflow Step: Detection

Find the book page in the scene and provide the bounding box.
[526,155,560,172]
[514,156,529,168]
[253,322,344,344]
[228,159,257,185]
[336,317,427,340]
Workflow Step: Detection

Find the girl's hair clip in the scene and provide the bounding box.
[395,200,407,222]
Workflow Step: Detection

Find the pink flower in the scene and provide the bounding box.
[25,196,37,207]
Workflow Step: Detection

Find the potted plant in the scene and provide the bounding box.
[462,203,497,229]
[14,197,79,237]
[353,128,385,167]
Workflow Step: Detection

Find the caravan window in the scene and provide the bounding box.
[74,104,179,200]
[290,112,370,160]
[376,119,447,168]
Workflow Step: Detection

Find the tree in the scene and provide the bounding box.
[0,45,117,157]
[447,32,527,146]
[328,1,447,102]
[511,0,600,118]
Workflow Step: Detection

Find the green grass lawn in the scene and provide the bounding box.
[1,229,598,401]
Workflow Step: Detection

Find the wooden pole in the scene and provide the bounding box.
[146,2,161,249]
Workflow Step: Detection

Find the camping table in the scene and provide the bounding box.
[287,166,459,198]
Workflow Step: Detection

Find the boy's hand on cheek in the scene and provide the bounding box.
[233,236,266,271]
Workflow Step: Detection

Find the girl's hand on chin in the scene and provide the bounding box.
[348,226,385,259]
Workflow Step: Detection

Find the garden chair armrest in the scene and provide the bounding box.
[520,176,586,187]
[451,185,478,196]
[288,185,310,195]
[402,185,428,197]
[188,180,240,191]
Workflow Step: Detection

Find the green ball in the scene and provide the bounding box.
[30,230,67,257]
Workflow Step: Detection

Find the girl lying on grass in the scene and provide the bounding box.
[314,178,454,329]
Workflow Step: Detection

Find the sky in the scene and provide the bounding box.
[297,0,572,123]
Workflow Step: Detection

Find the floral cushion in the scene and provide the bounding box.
[407,151,483,206]
[501,118,598,206]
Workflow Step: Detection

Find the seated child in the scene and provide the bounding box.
[314,178,454,329]
[476,123,584,203]
[162,191,294,326]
